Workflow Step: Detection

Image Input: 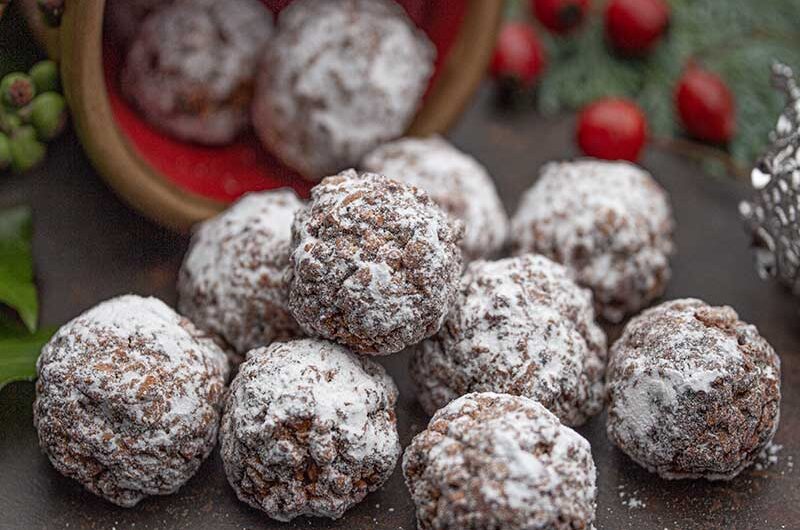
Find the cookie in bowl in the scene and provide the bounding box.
[252,0,436,179]
[121,0,273,145]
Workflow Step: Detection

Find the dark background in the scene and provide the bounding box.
[1,6,799,530]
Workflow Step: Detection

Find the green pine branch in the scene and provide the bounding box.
[526,0,800,175]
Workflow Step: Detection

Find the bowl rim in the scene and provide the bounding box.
[54,0,503,231]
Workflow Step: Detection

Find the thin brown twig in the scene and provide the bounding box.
[653,136,750,180]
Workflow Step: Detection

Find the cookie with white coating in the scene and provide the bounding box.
[511,159,675,322]
[403,392,597,530]
[219,338,401,521]
[122,0,273,144]
[178,189,304,357]
[410,254,607,427]
[34,295,229,507]
[606,298,781,480]
[252,0,435,179]
[288,170,463,355]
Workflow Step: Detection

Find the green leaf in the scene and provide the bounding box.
[0,325,55,390]
[0,205,38,331]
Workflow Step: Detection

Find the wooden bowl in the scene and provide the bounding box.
[21,0,503,231]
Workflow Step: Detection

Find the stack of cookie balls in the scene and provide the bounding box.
[33,150,781,526]
[117,0,436,180]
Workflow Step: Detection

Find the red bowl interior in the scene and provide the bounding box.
[104,0,469,203]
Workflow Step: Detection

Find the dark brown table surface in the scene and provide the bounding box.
[2,12,800,530]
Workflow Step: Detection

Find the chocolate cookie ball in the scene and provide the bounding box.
[34,295,229,507]
[252,0,435,179]
[122,0,273,145]
[607,298,781,480]
[403,392,597,530]
[178,189,304,357]
[288,170,463,355]
[511,159,675,322]
[362,136,509,261]
[410,254,607,426]
[220,339,400,521]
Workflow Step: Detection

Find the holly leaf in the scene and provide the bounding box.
[0,323,55,390]
[0,205,38,332]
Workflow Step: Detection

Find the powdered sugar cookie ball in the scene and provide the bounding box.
[288,170,463,355]
[34,295,229,507]
[105,0,174,45]
[178,189,304,357]
[252,0,435,180]
[122,0,273,145]
[511,159,675,322]
[362,136,509,261]
[220,339,400,521]
[403,392,597,530]
[607,298,781,480]
[410,254,607,426]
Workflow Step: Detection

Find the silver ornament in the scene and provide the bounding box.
[740,62,800,294]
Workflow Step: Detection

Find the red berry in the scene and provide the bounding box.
[577,97,648,162]
[531,0,590,35]
[675,64,735,144]
[605,0,670,56]
[491,22,547,87]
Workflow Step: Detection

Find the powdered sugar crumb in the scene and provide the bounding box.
[755,442,784,470]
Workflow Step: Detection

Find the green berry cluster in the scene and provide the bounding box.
[0,60,67,173]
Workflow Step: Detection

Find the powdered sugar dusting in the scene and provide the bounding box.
[511,159,674,322]
[288,170,463,355]
[220,338,400,521]
[403,392,597,530]
[179,189,304,355]
[253,0,435,178]
[34,295,229,507]
[607,298,781,480]
[754,442,784,471]
[362,136,509,261]
[410,254,607,426]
